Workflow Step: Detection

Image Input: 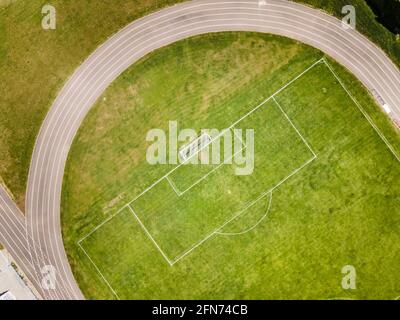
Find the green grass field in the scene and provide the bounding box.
[61,32,400,299]
[1,0,399,210]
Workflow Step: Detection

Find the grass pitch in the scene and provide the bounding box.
[62,32,400,300]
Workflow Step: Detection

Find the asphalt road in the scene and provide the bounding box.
[1,0,399,300]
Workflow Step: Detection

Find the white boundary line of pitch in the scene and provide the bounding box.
[127,205,173,266]
[76,59,323,297]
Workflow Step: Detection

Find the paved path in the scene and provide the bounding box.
[2,0,399,299]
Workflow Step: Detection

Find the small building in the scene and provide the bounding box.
[0,250,36,300]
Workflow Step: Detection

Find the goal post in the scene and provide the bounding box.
[179,133,212,162]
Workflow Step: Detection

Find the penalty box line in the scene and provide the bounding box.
[127,205,174,266]
[272,97,317,158]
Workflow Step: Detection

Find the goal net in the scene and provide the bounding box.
[179,133,212,162]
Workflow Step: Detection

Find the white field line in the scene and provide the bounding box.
[166,176,182,196]
[77,57,324,246]
[215,191,273,236]
[127,205,173,266]
[171,155,316,265]
[322,58,400,163]
[272,97,317,158]
[77,242,120,300]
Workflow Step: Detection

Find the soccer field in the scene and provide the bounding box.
[62,33,400,300]
[73,56,400,299]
